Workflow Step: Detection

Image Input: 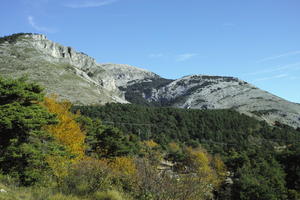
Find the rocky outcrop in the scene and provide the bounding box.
[100,63,160,87]
[23,34,120,92]
[26,34,97,70]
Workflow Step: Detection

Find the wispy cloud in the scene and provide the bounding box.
[245,62,300,76]
[28,16,57,33]
[65,0,118,8]
[254,73,289,82]
[257,50,300,63]
[148,53,164,58]
[176,53,198,62]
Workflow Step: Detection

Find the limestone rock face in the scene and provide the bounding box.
[0,33,127,104]
[27,34,97,71]
[0,33,300,128]
[99,63,159,87]
[157,75,300,128]
[121,75,300,128]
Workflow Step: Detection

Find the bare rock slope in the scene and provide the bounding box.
[0,33,299,128]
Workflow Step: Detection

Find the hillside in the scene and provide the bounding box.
[74,103,300,150]
[72,103,300,199]
[0,33,300,128]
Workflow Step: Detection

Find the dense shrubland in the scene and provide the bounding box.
[0,76,300,199]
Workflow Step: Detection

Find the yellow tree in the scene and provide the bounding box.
[109,156,137,177]
[181,147,226,199]
[213,154,227,179]
[43,96,85,160]
[140,140,163,165]
[42,96,86,183]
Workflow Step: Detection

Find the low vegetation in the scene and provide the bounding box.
[0,33,33,44]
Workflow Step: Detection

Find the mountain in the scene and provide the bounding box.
[0,33,300,128]
[125,75,300,128]
[0,33,128,105]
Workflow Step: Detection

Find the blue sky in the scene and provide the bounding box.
[1,0,300,103]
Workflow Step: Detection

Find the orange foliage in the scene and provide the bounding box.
[42,95,85,160]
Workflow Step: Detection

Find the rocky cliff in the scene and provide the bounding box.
[0,33,299,128]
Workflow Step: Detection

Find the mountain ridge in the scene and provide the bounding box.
[0,33,299,128]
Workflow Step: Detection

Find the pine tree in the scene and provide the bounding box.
[0,77,63,185]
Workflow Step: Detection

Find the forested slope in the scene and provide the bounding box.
[74,104,300,151]
[74,103,300,199]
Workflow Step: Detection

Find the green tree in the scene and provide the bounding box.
[95,127,136,158]
[232,154,287,200]
[75,116,140,158]
[0,77,64,185]
[278,145,300,198]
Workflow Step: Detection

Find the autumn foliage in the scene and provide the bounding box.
[184,147,226,188]
[42,96,85,160]
[109,156,137,177]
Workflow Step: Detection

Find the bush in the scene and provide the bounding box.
[48,193,82,200]
[93,190,124,200]
[0,182,51,200]
[0,33,33,44]
[60,158,112,196]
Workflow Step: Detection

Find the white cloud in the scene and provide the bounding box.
[176,53,198,62]
[257,50,300,63]
[254,74,289,82]
[28,16,57,33]
[65,0,118,8]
